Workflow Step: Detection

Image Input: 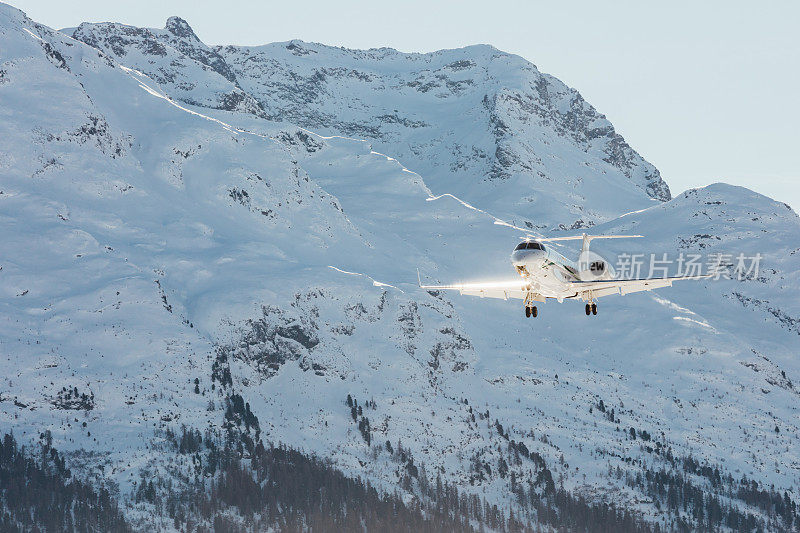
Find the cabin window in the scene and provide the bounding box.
[516,242,546,251]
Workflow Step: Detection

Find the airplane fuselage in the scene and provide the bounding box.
[510,241,613,300]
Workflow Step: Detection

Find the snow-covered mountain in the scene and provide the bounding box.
[71,16,670,230]
[1,4,799,530]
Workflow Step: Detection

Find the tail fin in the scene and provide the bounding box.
[579,234,644,254]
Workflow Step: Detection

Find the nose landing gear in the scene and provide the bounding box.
[524,290,539,318]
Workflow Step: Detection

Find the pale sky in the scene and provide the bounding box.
[10,0,800,210]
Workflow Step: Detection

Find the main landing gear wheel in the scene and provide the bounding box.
[524,306,539,318]
[525,306,531,318]
[532,306,538,318]
[585,304,591,316]
[591,303,597,315]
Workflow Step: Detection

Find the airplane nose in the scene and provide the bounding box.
[511,249,544,266]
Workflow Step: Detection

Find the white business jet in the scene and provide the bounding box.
[418,233,710,318]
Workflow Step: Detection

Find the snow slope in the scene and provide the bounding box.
[1,4,799,528]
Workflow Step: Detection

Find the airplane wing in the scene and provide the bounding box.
[418,271,529,300]
[417,270,711,302]
[566,274,713,299]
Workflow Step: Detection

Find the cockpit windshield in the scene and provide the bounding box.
[515,242,545,251]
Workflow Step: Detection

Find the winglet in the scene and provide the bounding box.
[416,268,422,287]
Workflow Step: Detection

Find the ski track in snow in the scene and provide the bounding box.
[672,316,718,332]
[651,294,717,332]
[427,193,544,238]
[368,149,540,243]
[618,203,659,218]
[300,126,366,144]
[22,27,42,41]
[652,294,702,317]
[327,265,405,292]
[120,66,280,144]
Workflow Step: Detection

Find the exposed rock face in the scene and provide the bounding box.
[72,19,263,115]
[165,16,196,40]
[71,17,670,230]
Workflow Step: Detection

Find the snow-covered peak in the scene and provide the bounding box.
[603,182,799,248]
[677,182,797,216]
[68,16,670,231]
[165,16,198,40]
[71,17,260,113]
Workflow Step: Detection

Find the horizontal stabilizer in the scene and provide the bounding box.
[534,233,644,254]
[538,234,644,242]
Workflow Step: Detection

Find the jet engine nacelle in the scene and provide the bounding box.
[577,251,615,281]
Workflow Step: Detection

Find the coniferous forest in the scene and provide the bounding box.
[0,432,130,532]
[2,421,798,532]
